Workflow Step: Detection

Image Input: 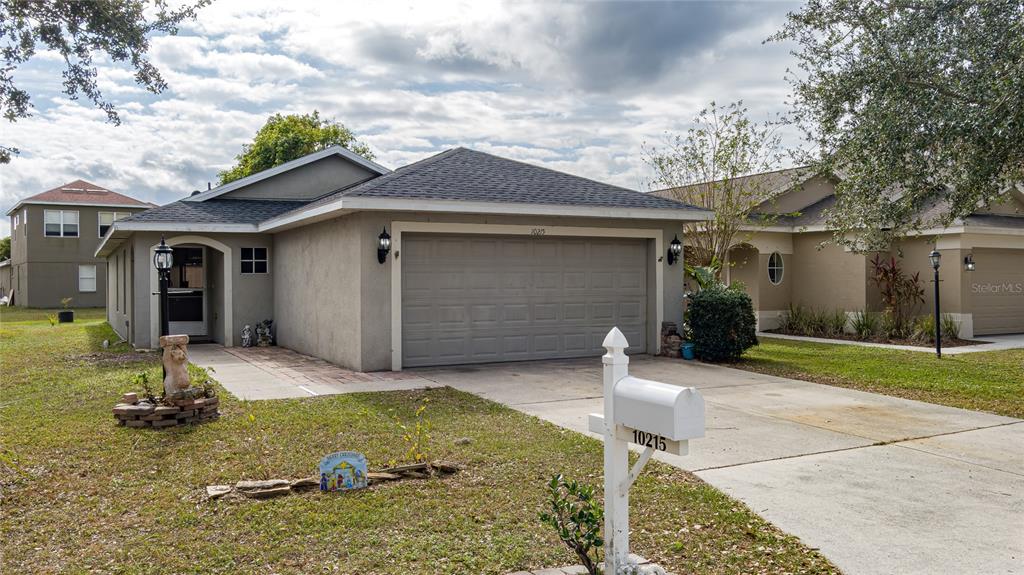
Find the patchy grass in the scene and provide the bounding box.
[0,306,106,323]
[0,316,839,575]
[733,337,1024,418]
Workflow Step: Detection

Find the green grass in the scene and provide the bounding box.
[0,306,106,323]
[733,337,1024,418]
[0,316,838,575]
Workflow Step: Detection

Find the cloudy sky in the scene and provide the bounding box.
[1,0,802,236]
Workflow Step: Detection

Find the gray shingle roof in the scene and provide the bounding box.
[121,199,307,225]
[294,147,702,214]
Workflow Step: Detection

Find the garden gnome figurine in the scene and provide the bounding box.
[241,324,252,347]
[159,335,192,396]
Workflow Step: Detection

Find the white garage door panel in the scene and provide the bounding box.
[970,249,1024,336]
[402,234,648,367]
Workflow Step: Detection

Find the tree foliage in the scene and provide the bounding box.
[644,101,787,271]
[773,0,1024,249]
[0,0,210,163]
[0,236,9,260]
[218,111,375,184]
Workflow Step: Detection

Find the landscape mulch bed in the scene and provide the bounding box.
[765,330,984,348]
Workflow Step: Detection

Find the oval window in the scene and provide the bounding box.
[767,252,784,285]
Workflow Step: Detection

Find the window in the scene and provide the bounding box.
[241,247,268,274]
[44,210,79,237]
[79,264,97,292]
[767,252,784,285]
[12,214,17,230]
[22,209,26,232]
[98,211,130,237]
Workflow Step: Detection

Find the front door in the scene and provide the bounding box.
[168,246,207,337]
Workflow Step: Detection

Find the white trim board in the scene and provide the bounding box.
[148,236,234,348]
[388,221,665,371]
[184,146,391,203]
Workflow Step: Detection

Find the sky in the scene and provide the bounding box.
[0,0,802,237]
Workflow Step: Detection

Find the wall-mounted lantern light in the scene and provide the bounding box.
[667,235,682,265]
[963,254,975,271]
[377,227,391,264]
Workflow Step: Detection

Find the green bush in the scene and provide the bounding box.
[689,285,757,362]
[911,314,937,343]
[539,475,603,575]
[850,310,879,339]
[941,314,961,341]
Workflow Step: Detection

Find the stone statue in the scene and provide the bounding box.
[160,334,191,396]
[241,324,252,347]
[256,319,273,347]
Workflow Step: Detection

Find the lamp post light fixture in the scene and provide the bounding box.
[153,237,173,338]
[377,227,392,264]
[667,235,683,265]
[964,254,976,271]
[929,249,941,359]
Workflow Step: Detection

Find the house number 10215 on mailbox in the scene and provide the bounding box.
[632,429,667,451]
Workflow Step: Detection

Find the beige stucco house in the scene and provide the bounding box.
[97,146,709,371]
[654,170,1024,339]
[4,180,153,308]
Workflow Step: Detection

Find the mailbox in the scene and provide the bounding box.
[613,376,704,441]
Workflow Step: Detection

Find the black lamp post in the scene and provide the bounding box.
[154,237,173,338]
[929,249,941,358]
[667,235,683,265]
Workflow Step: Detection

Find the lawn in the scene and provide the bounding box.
[733,336,1024,418]
[0,316,838,574]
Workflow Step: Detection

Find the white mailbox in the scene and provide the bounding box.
[613,376,704,442]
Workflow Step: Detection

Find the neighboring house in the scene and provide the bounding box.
[0,259,11,301]
[5,180,154,308]
[96,146,709,371]
[653,169,1024,338]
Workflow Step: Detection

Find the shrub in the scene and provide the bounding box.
[689,285,757,362]
[869,255,924,336]
[825,309,848,337]
[941,314,961,341]
[881,310,907,339]
[850,310,879,339]
[539,475,603,575]
[911,314,937,343]
[391,397,432,464]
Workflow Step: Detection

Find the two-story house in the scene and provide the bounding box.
[5,179,153,308]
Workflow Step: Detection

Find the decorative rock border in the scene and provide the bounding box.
[113,393,219,428]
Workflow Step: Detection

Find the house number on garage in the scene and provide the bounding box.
[530,227,546,236]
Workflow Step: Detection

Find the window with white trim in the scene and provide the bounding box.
[22,209,27,232]
[767,252,784,285]
[12,214,17,230]
[44,210,79,237]
[79,264,97,292]
[241,247,268,274]
[98,211,130,237]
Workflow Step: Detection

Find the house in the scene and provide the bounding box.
[5,180,154,308]
[96,147,710,370]
[653,169,1024,338]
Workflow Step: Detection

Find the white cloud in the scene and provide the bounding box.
[1,0,801,229]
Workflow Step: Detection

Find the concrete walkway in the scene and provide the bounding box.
[415,357,1024,575]
[760,331,1024,354]
[189,345,441,399]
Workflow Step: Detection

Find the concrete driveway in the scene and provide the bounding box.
[414,356,1024,575]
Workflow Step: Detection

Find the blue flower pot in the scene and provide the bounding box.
[681,342,695,360]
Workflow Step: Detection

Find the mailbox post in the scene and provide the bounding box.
[589,327,705,574]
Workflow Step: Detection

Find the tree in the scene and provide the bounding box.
[644,101,787,272]
[218,111,375,184]
[0,236,9,260]
[0,0,210,163]
[773,0,1024,250]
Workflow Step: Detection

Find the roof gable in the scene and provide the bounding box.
[185,145,390,203]
[7,179,152,214]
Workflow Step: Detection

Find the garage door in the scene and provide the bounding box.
[969,248,1024,336]
[401,234,648,367]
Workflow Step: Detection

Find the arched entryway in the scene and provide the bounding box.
[148,235,233,347]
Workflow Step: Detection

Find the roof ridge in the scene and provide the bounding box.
[337,148,461,198]
[459,147,643,194]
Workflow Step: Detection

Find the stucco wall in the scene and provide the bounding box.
[127,232,274,349]
[791,232,868,312]
[106,243,134,343]
[220,155,377,201]
[273,215,364,369]
[12,203,147,307]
